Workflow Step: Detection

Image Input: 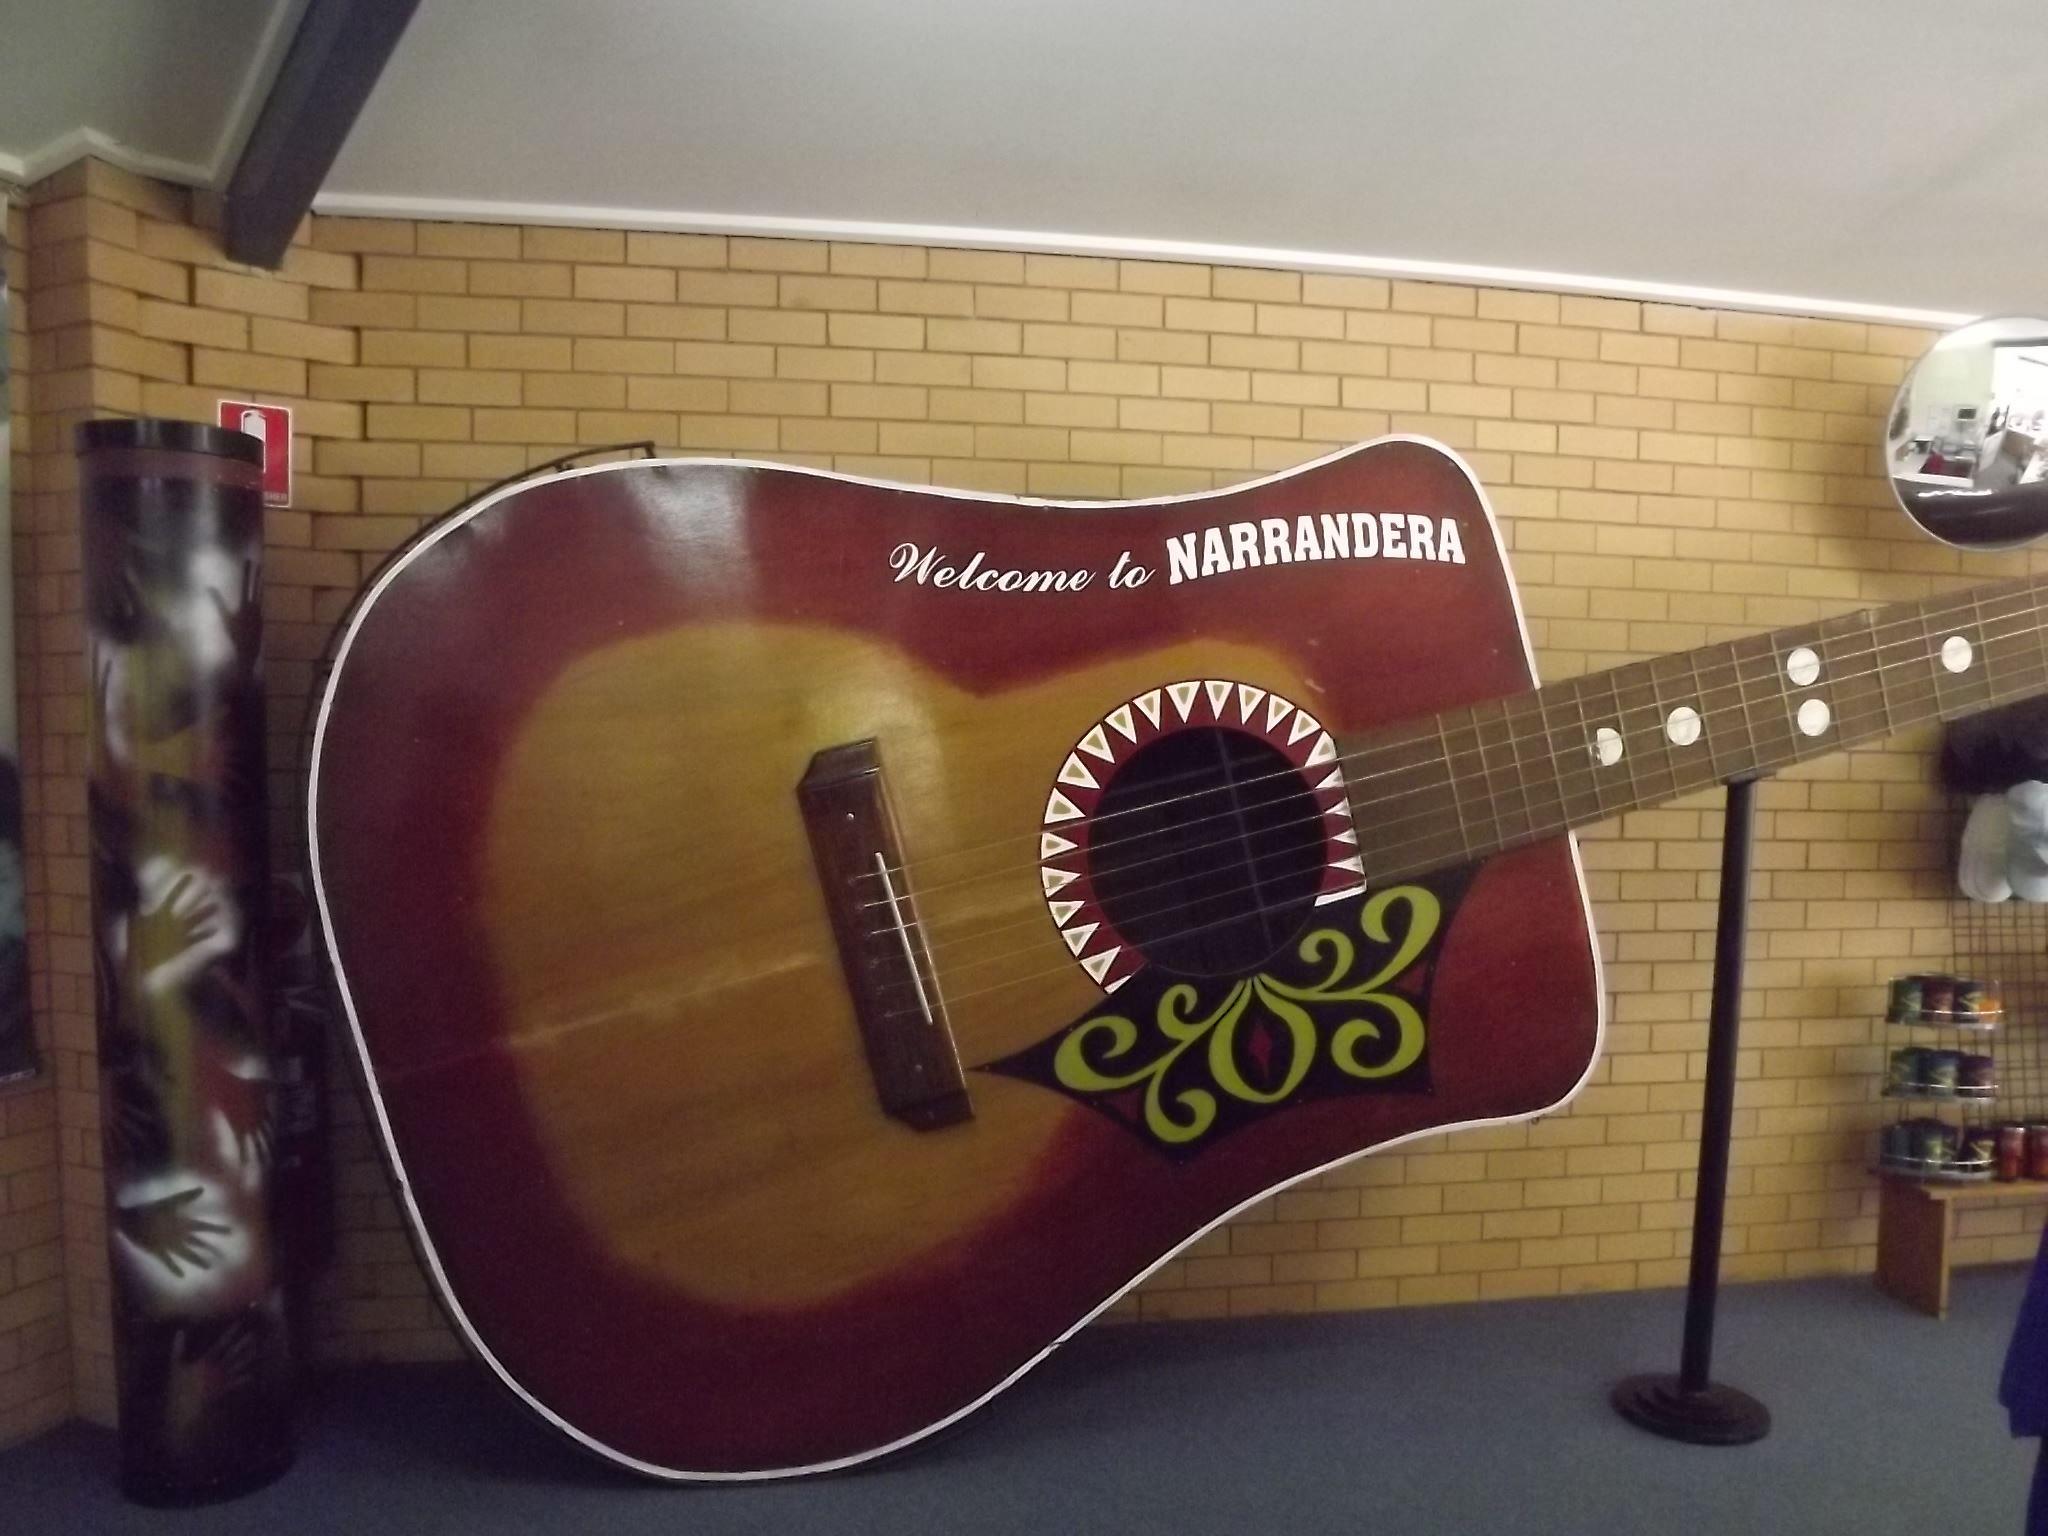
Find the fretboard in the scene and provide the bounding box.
[1347,572,2048,884]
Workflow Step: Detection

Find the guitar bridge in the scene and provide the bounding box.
[797,741,973,1131]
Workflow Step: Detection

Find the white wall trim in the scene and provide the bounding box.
[309,191,1976,329]
[0,127,212,192]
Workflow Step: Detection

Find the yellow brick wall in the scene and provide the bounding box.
[18,160,2048,1401]
[0,189,74,1448]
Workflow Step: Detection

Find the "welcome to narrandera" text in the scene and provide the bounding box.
[885,511,1466,595]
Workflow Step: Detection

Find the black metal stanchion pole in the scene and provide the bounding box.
[1611,775,1772,1445]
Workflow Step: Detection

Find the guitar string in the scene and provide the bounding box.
[843,571,2048,977]
[860,638,2048,1011]
[855,589,2048,934]
[862,617,1987,919]
[916,828,1336,966]
[898,628,2025,981]
[862,646,2048,1020]
[1061,587,2044,863]
[846,576,2048,899]
[867,570,2040,868]
[887,645,2045,985]
[890,630,1838,948]
[851,577,2048,1011]
[874,599,2048,959]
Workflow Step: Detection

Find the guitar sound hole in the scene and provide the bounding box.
[1088,727,1326,976]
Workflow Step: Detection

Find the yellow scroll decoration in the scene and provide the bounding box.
[1051,885,1442,1145]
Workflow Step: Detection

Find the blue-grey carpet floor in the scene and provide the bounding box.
[2,1269,2034,1533]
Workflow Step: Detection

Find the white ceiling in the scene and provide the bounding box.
[0,0,301,184]
[8,0,2048,321]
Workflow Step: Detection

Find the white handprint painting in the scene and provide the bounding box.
[174,546,262,677]
[112,1170,261,1316]
[130,857,241,999]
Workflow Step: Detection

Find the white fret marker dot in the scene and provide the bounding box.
[1786,646,1821,688]
[1593,727,1624,766]
[1942,635,1973,673]
[1666,706,1702,746]
[1796,698,1831,737]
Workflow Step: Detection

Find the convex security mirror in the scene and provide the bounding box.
[1887,316,2048,550]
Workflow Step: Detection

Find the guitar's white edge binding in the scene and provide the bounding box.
[305,434,1607,1482]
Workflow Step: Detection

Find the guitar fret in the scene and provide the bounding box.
[1451,708,1505,861]
[1605,659,1667,811]
[1607,663,1649,818]
[1539,684,1574,826]
[1543,683,1600,829]
[2001,577,2046,702]
[1639,656,1692,806]
[1913,598,1950,722]
[1563,673,1616,825]
[1972,586,2043,710]
[1433,714,1476,863]
[1818,610,1875,761]
[1970,592,1999,704]
[1470,701,1526,847]
[1505,698,1543,842]
[1768,622,1813,767]
[1863,610,1896,736]
[1353,720,1467,879]
[1796,621,1846,766]
[1685,645,1724,783]
[1506,690,1568,838]
[1881,599,1941,730]
[1728,638,1761,782]
[1738,634,1791,772]
[1723,634,1771,777]
[2029,575,2048,689]
[1915,601,1942,722]
[1942,592,1992,716]
[1648,650,1717,794]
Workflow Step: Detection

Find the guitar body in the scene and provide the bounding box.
[311,436,1603,1479]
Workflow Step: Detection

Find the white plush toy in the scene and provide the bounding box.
[1959,782,2048,901]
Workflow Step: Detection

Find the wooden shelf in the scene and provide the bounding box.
[1906,1177,2048,1205]
[1876,1176,2048,1318]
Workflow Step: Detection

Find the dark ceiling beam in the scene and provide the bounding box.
[221,0,421,268]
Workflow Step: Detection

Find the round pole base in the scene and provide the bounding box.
[121,1447,294,1508]
[1611,1373,1770,1446]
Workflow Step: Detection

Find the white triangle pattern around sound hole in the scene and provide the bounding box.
[1039,676,1355,993]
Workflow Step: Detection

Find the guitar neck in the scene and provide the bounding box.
[1347,571,2048,884]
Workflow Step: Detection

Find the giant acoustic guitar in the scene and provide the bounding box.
[311,436,2043,1479]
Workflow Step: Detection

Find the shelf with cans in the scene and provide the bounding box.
[1878,972,2048,1183]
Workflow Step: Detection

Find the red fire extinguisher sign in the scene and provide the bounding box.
[216,400,293,507]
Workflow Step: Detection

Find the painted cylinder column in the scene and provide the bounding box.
[78,418,293,1503]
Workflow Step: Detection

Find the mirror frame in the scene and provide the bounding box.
[1886,315,2048,552]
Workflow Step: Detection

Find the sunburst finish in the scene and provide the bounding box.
[310,438,1604,1478]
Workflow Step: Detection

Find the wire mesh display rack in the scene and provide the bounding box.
[1879,897,2048,1179]
[1950,898,2048,1123]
